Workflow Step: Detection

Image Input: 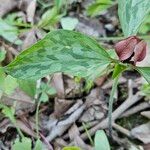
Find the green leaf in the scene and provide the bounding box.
[5,30,111,80]
[46,87,57,95]
[0,67,6,91]
[62,146,81,150]
[5,12,32,28]
[87,0,112,17]
[140,83,150,99]
[34,139,43,150]
[18,79,36,98]
[55,0,65,10]
[0,68,18,95]
[40,92,49,102]
[12,137,32,150]
[139,13,150,34]
[60,17,78,30]
[0,104,15,123]
[4,75,18,95]
[38,7,63,30]
[118,0,150,36]
[94,130,110,150]
[112,63,126,79]
[107,49,118,60]
[136,67,150,84]
[0,50,6,62]
[0,18,22,45]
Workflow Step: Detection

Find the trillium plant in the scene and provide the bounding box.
[115,36,147,64]
[2,0,150,137]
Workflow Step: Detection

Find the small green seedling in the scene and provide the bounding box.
[94,130,110,150]
[12,137,43,150]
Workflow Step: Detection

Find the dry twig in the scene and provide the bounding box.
[79,80,143,141]
[120,102,150,118]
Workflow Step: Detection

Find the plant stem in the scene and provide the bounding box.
[15,124,24,138]
[108,75,120,137]
[36,100,41,139]
[10,115,24,138]
[82,122,94,146]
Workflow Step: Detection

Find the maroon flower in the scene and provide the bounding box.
[114,36,147,64]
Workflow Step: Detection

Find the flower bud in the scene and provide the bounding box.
[114,36,147,64]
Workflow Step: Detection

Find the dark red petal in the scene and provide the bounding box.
[134,40,147,63]
[114,36,138,61]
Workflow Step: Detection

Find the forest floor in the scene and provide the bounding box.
[0,0,150,150]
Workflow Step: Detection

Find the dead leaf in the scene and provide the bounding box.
[0,0,17,17]
[131,122,150,144]
[0,140,8,149]
[16,119,36,137]
[0,118,36,137]
[54,138,68,149]
[64,75,83,98]
[22,29,37,49]
[18,0,31,12]
[51,73,65,98]
[46,100,85,141]
[129,144,144,150]
[102,77,127,89]
[94,75,107,87]
[141,111,150,119]
[143,143,150,150]
[69,124,93,150]
[35,29,46,39]
[79,88,107,122]
[53,98,74,118]
[1,88,35,114]
[76,17,105,37]
[0,118,10,133]
[26,0,36,24]
[82,0,93,9]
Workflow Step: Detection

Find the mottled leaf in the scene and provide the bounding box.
[136,67,150,84]
[5,30,111,80]
[118,0,150,36]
